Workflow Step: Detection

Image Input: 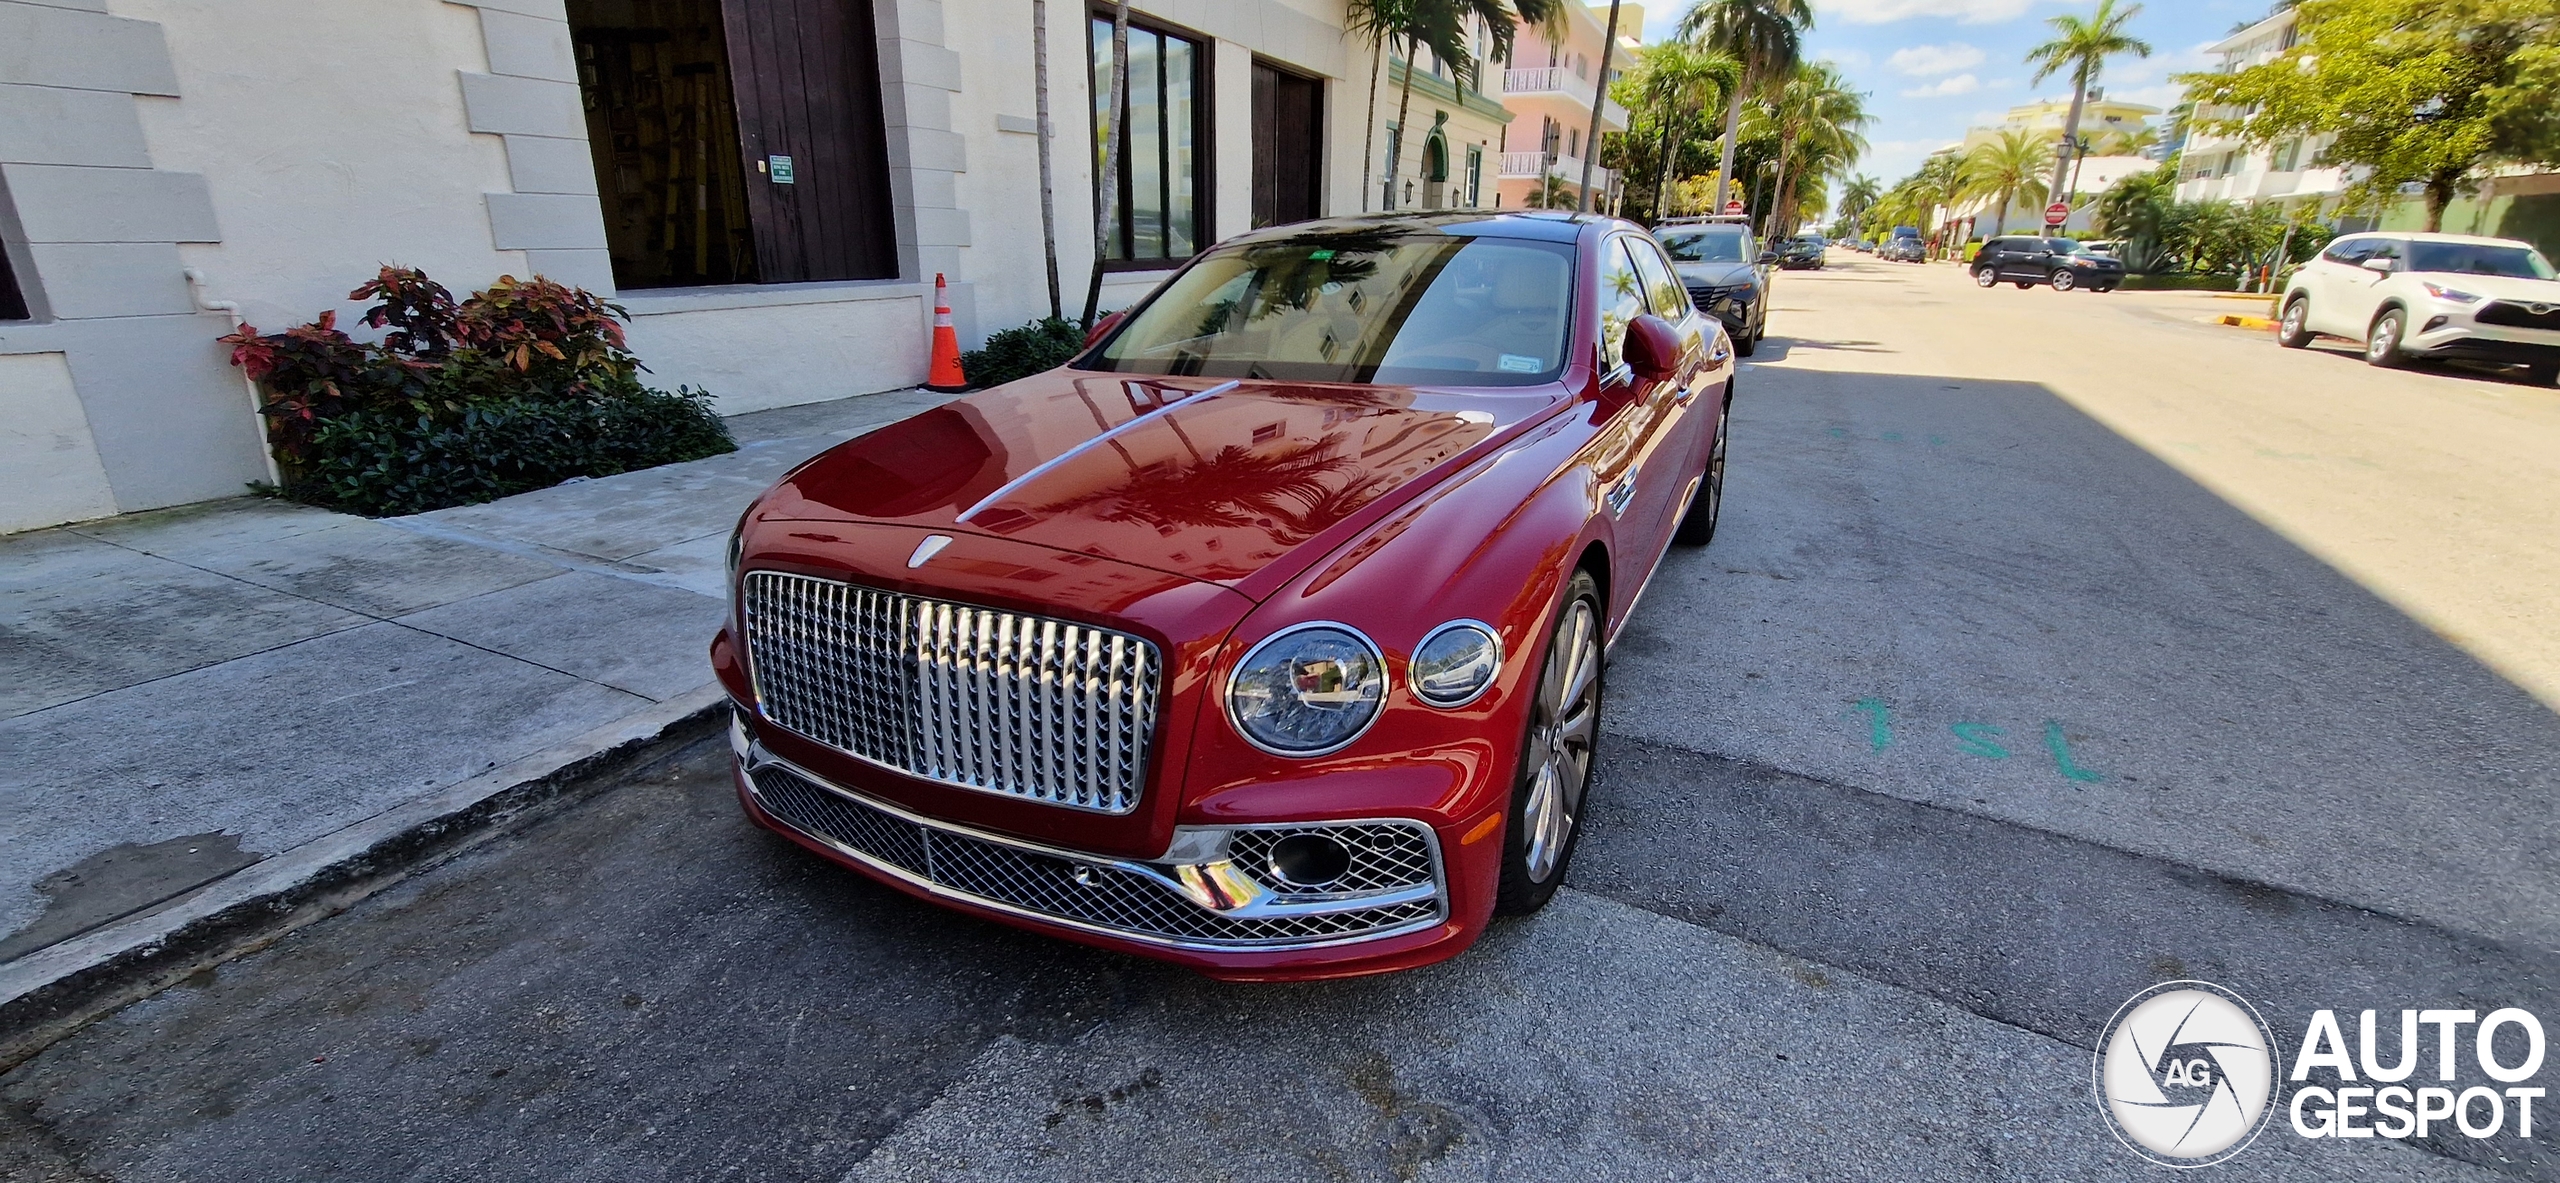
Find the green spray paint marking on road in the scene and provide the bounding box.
[1950,722,2009,759]
[2045,721,2104,782]
[1853,698,1891,750]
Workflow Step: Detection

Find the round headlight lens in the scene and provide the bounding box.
[1411,621,1501,707]
[1227,625,1385,756]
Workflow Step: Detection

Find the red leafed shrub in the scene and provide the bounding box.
[220,266,731,515]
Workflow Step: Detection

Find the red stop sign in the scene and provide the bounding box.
[2044,201,2071,226]
[1725,200,1744,215]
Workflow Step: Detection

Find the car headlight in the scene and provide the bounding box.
[1227,624,1385,756]
[2421,282,2481,304]
[1411,620,1501,707]
[725,511,748,578]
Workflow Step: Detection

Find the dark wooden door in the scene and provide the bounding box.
[1251,61,1321,229]
[722,0,899,282]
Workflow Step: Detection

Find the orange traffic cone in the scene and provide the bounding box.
[925,272,969,392]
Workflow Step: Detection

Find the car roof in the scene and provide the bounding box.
[1223,210,1604,246]
[2340,231,2540,249]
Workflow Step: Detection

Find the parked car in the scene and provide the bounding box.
[1878,237,1926,263]
[1970,236,2125,292]
[2277,231,2560,384]
[1777,235,1827,270]
[1657,221,1775,355]
[714,211,1738,980]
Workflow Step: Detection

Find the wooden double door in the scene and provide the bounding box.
[1251,61,1322,229]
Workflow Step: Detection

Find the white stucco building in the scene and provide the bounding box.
[2173,8,2348,211]
[0,0,1376,533]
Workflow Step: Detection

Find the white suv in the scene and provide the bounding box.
[2276,231,2560,385]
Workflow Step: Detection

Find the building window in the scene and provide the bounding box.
[1465,145,1483,207]
[0,242,27,321]
[567,0,898,288]
[1092,15,1210,266]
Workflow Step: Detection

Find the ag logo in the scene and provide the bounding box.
[2095,981,2279,1167]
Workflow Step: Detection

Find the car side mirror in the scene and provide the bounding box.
[1623,314,1682,384]
[1083,310,1126,348]
[2359,257,2395,275]
[1756,250,1778,265]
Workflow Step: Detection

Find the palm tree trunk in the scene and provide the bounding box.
[1711,73,1746,215]
[2046,62,2090,205]
[1653,112,1678,217]
[1360,38,1383,212]
[1033,0,1061,320]
[1390,36,1418,210]
[1080,0,1129,331]
[1577,1,1624,212]
[1765,135,1793,238]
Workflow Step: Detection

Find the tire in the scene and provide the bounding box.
[2050,268,2077,292]
[1735,328,1758,357]
[1973,266,1998,288]
[2365,308,2409,368]
[1673,391,1730,547]
[1494,569,1604,916]
[2277,296,2314,349]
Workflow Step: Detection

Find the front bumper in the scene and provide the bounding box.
[2406,319,2560,365]
[1687,285,1757,333]
[730,711,1492,980]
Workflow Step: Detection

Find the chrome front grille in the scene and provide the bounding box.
[742,571,1160,814]
[746,762,1445,949]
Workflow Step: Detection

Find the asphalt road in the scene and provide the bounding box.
[7,252,2556,1182]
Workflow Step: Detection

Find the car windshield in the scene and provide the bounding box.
[1659,230,1749,263]
[2404,241,2558,279]
[2045,238,2087,254]
[1084,229,1577,385]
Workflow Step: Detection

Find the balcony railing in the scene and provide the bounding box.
[1497,151,1616,192]
[1499,67,1629,126]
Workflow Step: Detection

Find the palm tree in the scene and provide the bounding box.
[1371,0,1560,212]
[2024,0,2153,207]
[1761,62,1868,238]
[1837,173,1880,238]
[1679,0,1812,226]
[1964,128,2050,236]
[1899,150,1967,255]
[1627,41,1739,219]
[1347,0,1409,212]
[1033,0,1061,318]
[1576,1,1627,211]
[1522,174,1576,208]
[2088,125,2158,158]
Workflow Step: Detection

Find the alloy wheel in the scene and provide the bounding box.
[2367,311,2404,366]
[1520,596,1599,882]
[2051,269,2077,292]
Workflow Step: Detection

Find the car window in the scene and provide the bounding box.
[1627,237,1691,318]
[1597,238,1648,374]
[2404,241,2558,279]
[2321,237,2379,264]
[2045,238,2083,253]
[2368,239,2402,261]
[1658,229,1747,264]
[1086,231,1578,384]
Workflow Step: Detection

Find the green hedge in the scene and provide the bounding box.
[961,316,1084,388]
[296,381,733,517]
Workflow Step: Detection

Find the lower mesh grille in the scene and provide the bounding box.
[746,763,1443,948]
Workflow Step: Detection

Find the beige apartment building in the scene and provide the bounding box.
[1490,1,1633,211]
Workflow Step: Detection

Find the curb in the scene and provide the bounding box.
[0,684,729,1071]
[2214,314,2275,331]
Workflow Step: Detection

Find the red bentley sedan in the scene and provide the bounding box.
[710,211,1734,980]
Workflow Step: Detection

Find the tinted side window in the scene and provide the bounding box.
[1598,239,1647,373]
[2368,239,2403,261]
[1628,237,1690,317]
[2322,237,2378,264]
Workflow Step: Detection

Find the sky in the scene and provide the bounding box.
[1630,0,2277,191]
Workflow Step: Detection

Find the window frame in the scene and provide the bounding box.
[1089,10,1216,273]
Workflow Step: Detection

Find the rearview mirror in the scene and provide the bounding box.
[1756,250,1778,265]
[1083,309,1127,348]
[1623,314,1682,384]
[2359,257,2395,275]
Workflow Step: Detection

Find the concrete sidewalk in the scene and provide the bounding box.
[0,388,949,994]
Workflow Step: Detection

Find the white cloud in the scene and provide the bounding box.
[1828,0,2038,25]
[1889,43,1987,76]
[1901,73,1983,98]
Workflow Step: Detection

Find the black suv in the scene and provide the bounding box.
[1972,236,2123,292]
[1657,221,1775,355]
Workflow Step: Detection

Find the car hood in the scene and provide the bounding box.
[760,370,1561,592]
[1676,262,1757,288]
[2414,273,2560,303]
